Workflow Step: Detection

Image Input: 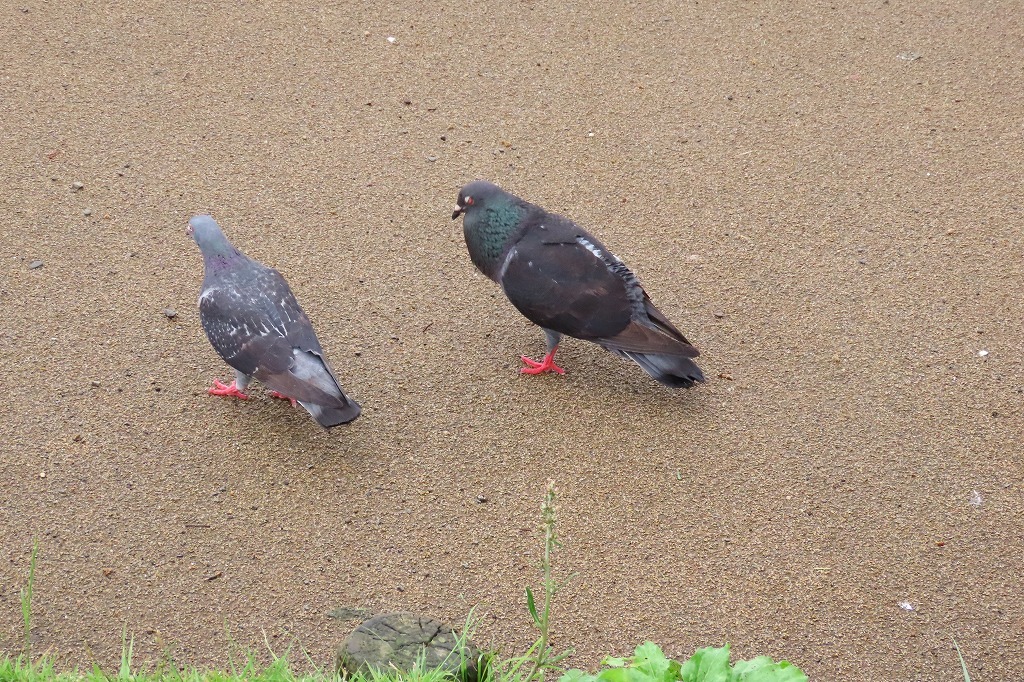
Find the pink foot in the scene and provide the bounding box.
[208,378,249,399]
[269,391,298,408]
[520,349,565,375]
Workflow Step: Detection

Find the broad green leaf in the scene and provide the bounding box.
[526,586,539,625]
[632,641,679,682]
[560,669,597,682]
[602,657,628,668]
[680,645,731,682]
[731,656,807,682]
[595,667,653,682]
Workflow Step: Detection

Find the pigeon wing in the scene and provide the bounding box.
[199,268,347,406]
[499,224,633,339]
[500,216,699,358]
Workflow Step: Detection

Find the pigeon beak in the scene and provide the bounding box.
[451,205,465,220]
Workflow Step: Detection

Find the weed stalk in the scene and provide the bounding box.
[519,480,570,682]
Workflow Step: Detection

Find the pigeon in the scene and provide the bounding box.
[187,214,361,427]
[452,181,704,388]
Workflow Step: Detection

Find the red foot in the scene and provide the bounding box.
[208,379,249,399]
[520,350,565,375]
[269,391,298,408]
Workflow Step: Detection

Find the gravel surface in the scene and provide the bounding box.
[1,1,1021,679]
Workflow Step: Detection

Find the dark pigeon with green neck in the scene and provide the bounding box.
[456,182,529,279]
[452,181,705,388]
[187,214,361,427]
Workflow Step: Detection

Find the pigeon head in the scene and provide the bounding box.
[452,181,529,280]
[451,180,507,220]
[187,214,242,264]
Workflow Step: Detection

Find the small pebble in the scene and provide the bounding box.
[978,349,989,357]
[386,36,396,43]
[28,260,44,270]
[476,495,488,503]
[713,311,725,318]
[90,380,101,387]
[162,307,177,319]
[427,155,437,162]
[71,181,84,191]
[83,208,93,216]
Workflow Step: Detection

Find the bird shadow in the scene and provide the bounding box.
[549,341,715,419]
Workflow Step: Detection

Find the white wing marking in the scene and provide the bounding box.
[497,245,518,281]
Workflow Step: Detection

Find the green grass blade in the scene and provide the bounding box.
[952,638,971,682]
[526,586,540,625]
[20,540,39,656]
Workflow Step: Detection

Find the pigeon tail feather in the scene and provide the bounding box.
[595,320,700,357]
[298,399,361,428]
[255,349,361,426]
[616,350,706,388]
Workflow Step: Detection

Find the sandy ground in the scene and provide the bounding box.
[1,0,1022,679]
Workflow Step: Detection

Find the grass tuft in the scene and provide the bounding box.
[20,540,39,657]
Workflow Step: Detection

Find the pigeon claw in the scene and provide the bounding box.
[269,391,298,408]
[208,378,250,399]
[519,351,566,375]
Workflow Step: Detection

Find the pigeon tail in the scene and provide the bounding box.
[616,350,706,388]
[258,350,362,426]
[298,399,361,428]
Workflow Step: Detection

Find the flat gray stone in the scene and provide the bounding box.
[335,612,480,682]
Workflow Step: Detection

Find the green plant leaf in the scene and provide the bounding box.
[525,586,540,625]
[680,644,731,682]
[561,669,598,682]
[632,641,679,682]
[595,666,653,682]
[729,656,807,682]
[601,657,628,668]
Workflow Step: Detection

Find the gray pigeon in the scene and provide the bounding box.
[452,181,705,388]
[187,214,360,426]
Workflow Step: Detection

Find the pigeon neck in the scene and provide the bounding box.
[202,237,245,272]
[465,200,526,279]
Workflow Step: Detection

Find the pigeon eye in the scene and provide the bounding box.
[465,196,474,206]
